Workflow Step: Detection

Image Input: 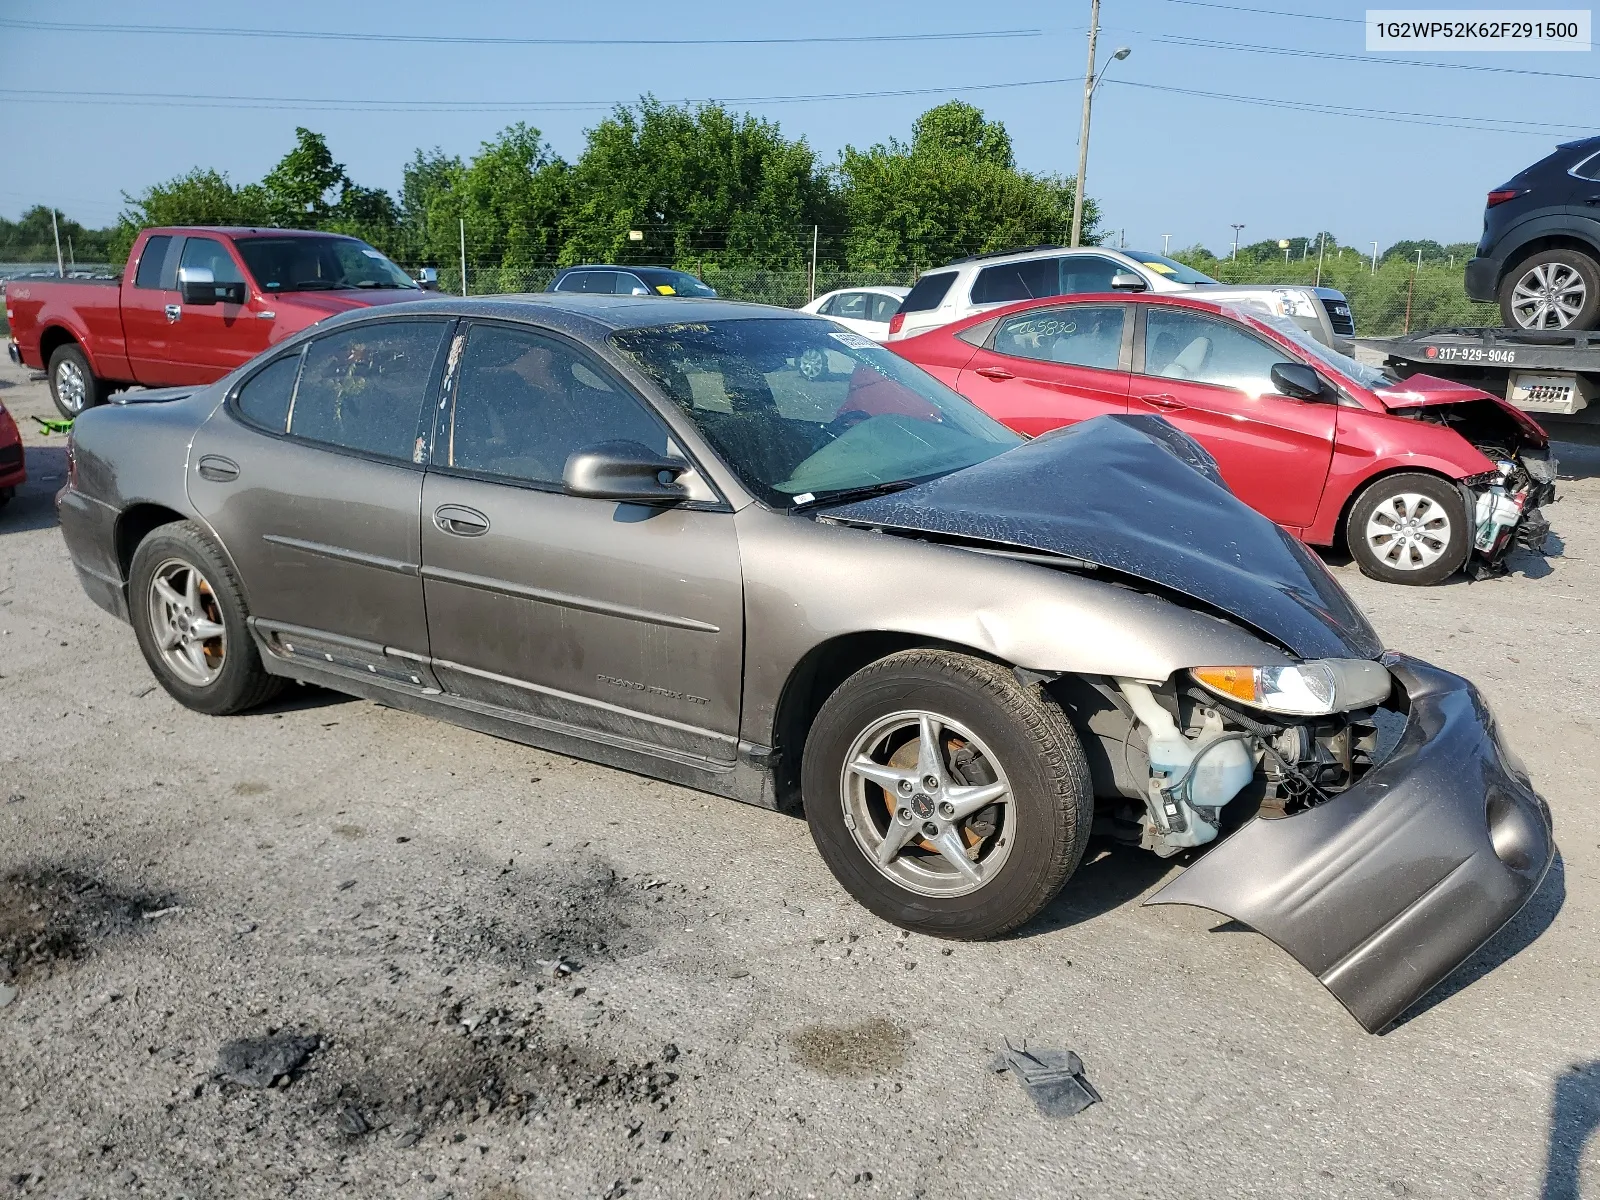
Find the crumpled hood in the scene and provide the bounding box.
[274,289,423,318]
[826,415,1382,661]
[1373,372,1498,410]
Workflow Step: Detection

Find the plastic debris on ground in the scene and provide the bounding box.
[989,1037,1102,1117]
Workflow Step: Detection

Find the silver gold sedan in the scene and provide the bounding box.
[57,295,1552,1032]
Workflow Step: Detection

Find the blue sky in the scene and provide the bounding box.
[2,0,1595,256]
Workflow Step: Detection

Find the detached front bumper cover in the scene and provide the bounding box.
[1147,654,1553,1033]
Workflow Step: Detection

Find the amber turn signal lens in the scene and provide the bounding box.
[1190,666,1259,704]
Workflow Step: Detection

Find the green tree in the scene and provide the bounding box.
[261,127,349,226]
[561,99,833,270]
[396,147,463,261]
[113,169,270,262]
[835,101,1093,273]
[0,206,116,263]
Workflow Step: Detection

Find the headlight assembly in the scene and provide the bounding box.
[1190,659,1391,716]
[1271,288,1319,319]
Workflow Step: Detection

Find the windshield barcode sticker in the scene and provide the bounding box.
[829,330,878,350]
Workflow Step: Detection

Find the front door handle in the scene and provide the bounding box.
[434,504,489,537]
[197,454,240,482]
[1138,393,1187,412]
[974,366,1015,381]
[164,304,181,323]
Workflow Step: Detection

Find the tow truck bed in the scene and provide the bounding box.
[1361,327,1600,430]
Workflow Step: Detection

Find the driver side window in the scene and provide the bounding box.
[445,324,669,487]
[1142,309,1288,398]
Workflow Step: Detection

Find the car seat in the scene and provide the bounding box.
[1161,336,1212,379]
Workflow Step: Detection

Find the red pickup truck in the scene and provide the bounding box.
[5,226,435,419]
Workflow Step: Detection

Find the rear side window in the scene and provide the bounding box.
[133,236,173,289]
[1574,151,1600,182]
[868,293,902,323]
[288,320,452,461]
[993,305,1127,371]
[899,272,956,313]
[971,258,1061,305]
[235,352,302,432]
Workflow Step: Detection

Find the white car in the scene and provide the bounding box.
[799,286,910,342]
[885,247,1355,354]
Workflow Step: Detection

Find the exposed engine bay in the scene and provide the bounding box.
[1051,674,1388,858]
[1400,397,1559,573]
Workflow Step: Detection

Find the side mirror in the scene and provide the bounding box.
[630,286,651,296]
[177,265,245,306]
[416,267,439,291]
[563,440,689,505]
[1109,271,1148,292]
[1270,362,1325,400]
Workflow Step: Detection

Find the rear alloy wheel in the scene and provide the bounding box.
[47,344,105,420]
[1499,249,1600,331]
[129,521,285,714]
[802,649,1092,939]
[1347,472,1470,586]
[798,347,828,380]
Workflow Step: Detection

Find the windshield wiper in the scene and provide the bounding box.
[789,478,922,511]
[288,280,342,291]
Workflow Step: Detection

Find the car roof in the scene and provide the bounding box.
[299,292,810,336]
[819,285,910,296]
[938,245,1130,270]
[927,290,1260,331]
[145,227,362,240]
[555,264,684,273]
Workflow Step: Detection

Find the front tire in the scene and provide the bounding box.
[128,521,284,714]
[47,344,105,420]
[1347,472,1470,586]
[1498,248,1600,331]
[801,649,1093,939]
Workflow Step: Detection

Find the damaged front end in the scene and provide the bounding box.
[1127,656,1553,1032]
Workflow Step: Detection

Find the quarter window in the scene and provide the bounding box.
[288,320,451,461]
[992,305,1126,371]
[445,324,669,486]
[133,236,173,289]
[1574,151,1600,182]
[867,293,903,323]
[235,352,302,433]
[1143,309,1288,398]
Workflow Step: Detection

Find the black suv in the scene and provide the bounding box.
[547,265,717,298]
[1467,135,1600,331]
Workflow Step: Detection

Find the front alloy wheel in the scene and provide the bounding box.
[802,649,1093,939]
[842,710,1015,897]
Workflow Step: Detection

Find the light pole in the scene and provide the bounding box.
[1370,241,1379,273]
[1162,233,1171,255]
[1230,224,1245,260]
[1069,2,1129,249]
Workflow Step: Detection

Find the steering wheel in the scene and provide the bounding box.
[823,409,873,438]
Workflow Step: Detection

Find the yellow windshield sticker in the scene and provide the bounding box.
[656,284,676,295]
[1141,261,1177,275]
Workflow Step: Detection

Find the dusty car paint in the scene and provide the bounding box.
[54,294,1557,1029]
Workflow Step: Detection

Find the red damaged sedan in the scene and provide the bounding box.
[0,395,24,509]
[892,292,1555,584]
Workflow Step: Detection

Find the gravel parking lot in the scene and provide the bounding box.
[2,355,1597,1200]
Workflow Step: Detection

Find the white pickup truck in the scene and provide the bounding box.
[887,245,1355,354]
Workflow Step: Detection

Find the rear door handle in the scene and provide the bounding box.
[197,454,240,483]
[974,366,1015,381]
[434,504,489,537]
[164,304,181,323]
[1138,393,1187,412]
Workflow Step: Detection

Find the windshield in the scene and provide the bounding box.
[611,317,1020,507]
[1229,305,1393,389]
[635,268,718,298]
[1124,252,1219,286]
[234,237,418,294]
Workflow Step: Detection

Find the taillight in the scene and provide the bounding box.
[888,312,906,336]
[1487,188,1523,207]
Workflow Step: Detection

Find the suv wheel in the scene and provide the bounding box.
[1499,249,1600,331]
[1347,473,1470,586]
[801,649,1092,939]
[47,344,105,420]
[128,521,285,714]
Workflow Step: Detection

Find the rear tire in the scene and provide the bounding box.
[801,649,1093,940]
[1347,472,1470,586]
[128,521,285,715]
[47,344,105,420]
[1498,248,1600,331]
